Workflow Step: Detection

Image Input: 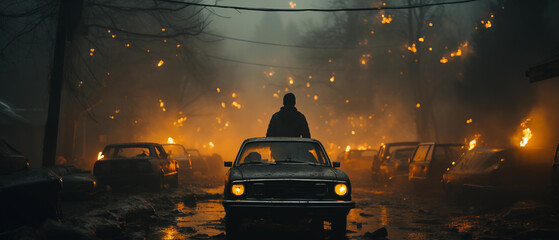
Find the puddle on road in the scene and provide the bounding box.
[157,186,225,239]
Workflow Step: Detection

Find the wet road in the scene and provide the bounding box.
[24,174,559,240]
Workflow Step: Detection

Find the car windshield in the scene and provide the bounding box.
[238,141,328,166]
[103,146,152,158]
[347,150,376,159]
[186,150,201,158]
[389,148,416,163]
[163,145,186,157]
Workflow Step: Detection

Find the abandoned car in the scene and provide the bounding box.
[408,143,465,186]
[93,142,178,190]
[372,142,419,175]
[222,137,355,237]
[163,143,192,173]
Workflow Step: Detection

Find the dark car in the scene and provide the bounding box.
[443,147,551,200]
[378,146,416,183]
[163,144,192,173]
[0,139,62,232]
[223,138,355,237]
[48,165,97,197]
[93,142,179,190]
[339,149,377,182]
[408,143,465,186]
[372,142,419,175]
[185,148,208,173]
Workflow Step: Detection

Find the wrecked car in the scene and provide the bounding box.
[378,146,416,183]
[93,142,178,190]
[223,137,355,237]
[163,143,192,173]
[408,143,465,186]
[372,142,419,175]
[186,148,208,173]
[48,165,97,197]
[443,147,551,200]
[339,149,377,181]
[0,139,62,232]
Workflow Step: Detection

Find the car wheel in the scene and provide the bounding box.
[151,175,164,191]
[170,174,179,188]
[331,215,347,237]
[225,214,240,239]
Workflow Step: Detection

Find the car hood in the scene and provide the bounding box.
[230,164,347,181]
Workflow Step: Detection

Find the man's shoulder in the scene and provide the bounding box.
[296,111,307,119]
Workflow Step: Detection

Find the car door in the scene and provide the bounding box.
[409,145,432,180]
[155,145,171,175]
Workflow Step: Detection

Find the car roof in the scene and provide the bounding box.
[243,137,321,144]
[162,143,185,147]
[105,142,161,147]
[418,142,464,146]
[383,141,420,146]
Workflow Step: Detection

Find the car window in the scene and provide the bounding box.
[238,141,328,165]
[104,146,152,158]
[163,145,186,156]
[362,150,376,157]
[460,150,477,170]
[347,150,361,159]
[186,150,201,158]
[378,145,385,158]
[390,148,415,163]
[413,145,431,162]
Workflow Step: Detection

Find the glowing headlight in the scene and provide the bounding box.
[231,184,245,196]
[334,183,348,196]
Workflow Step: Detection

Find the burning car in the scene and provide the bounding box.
[93,142,179,191]
[372,142,419,175]
[222,138,355,237]
[408,143,465,186]
[163,143,192,173]
[443,147,551,200]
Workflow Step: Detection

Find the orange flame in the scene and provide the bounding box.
[97,152,104,160]
[519,118,533,147]
[168,137,175,144]
[468,134,481,150]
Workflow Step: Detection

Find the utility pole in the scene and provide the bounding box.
[42,0,83,167]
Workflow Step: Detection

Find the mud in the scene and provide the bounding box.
[5,175,558,240]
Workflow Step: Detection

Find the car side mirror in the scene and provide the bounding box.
[332,161,340,168]
[224,161,233,167]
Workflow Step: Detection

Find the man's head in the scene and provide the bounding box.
[283,93,296,107]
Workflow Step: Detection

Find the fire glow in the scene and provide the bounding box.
[168,137,175,144]
[519,118,533,147]
[468,134,481,151]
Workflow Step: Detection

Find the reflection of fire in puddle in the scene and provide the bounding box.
[176,200,224,236]
[448,218,475,232]
[157,186,225,238]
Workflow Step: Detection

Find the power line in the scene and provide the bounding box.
[186,49,349,71]
[199,32,398,49]
[157,0,482,12]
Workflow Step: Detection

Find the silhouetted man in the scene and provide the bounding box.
[266,93,311,138]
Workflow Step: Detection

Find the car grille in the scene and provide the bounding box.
[246,181,331,199]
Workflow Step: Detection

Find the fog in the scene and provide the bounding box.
[1,0,558,170]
